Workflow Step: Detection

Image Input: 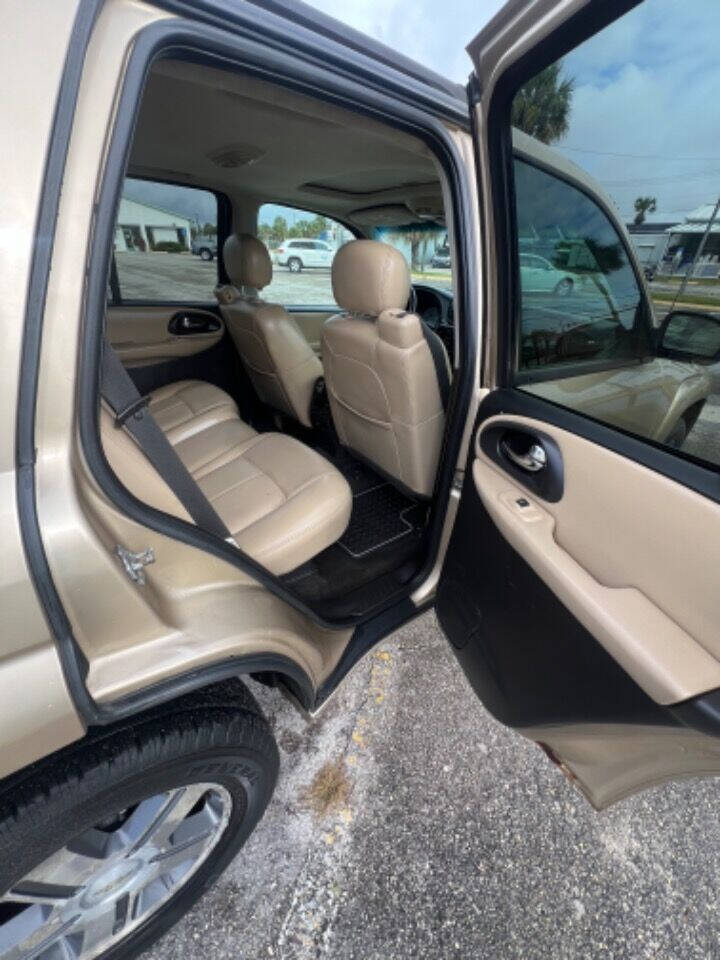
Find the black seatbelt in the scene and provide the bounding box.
[101,344,232,541]
[420,321,451,411]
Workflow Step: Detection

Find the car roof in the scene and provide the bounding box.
[158,0,467,103]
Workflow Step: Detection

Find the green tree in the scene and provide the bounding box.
[633,196,657,226]
[288,219,309,238]
[306,215,328,238]
[511,61,574,144]
[383,228,431,272]
[271,216,288,246]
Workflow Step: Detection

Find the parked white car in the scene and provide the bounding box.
[274,238,335,272]
[519,252,577,296]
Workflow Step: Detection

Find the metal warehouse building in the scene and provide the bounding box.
[113,198,192,252]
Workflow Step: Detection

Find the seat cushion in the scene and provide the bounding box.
[189,431,352,574]
[148,380,238,444]
[144,381,351,574]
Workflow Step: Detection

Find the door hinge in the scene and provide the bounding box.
[116,545,155,585]
[451,468,464,492]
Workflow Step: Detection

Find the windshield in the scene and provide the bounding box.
[372,223,453,294]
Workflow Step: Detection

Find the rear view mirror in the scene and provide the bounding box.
[658,310,720,362]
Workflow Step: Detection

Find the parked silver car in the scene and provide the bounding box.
[191,235,218,261]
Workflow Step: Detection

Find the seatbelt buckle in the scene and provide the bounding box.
[114,396,149,427]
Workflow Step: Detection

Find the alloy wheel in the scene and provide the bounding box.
[0,783,232,960]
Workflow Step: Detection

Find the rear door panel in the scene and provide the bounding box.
[107,305,224,367]
[436,0,720,806]
[437,395,720,807]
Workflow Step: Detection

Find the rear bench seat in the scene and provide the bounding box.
[101,379,352,574]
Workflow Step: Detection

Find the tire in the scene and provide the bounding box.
[288,257,302,273]
[199,248,213,262]
[554,278,573,297]
[0,680,278,960]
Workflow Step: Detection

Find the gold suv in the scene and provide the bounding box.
[3,0,720,957]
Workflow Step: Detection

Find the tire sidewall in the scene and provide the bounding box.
[288,257,302,273]
[0,729,276,960]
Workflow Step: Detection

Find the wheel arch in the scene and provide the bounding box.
[0,671,292,801]
[88,652,315,727]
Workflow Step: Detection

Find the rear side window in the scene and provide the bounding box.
[259,203,354,306]
[112,178,219,302]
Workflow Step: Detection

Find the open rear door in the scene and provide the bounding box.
[437,0,720,808]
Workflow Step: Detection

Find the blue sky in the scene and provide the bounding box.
[555,0,720,218]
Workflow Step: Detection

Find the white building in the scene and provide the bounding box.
[658,203,720,278]
[625,212,676,269]
[114,197,192,252]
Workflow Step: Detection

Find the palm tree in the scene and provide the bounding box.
[511,61,574,144]
[633,196,657,226]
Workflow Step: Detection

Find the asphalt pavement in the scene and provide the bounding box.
[151,611,720,960]
[114,251,450,303]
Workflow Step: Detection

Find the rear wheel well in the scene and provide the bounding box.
[0,677,271,802]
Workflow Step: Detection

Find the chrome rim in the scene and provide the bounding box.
[0,783,232,960]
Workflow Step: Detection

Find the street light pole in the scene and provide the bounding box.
[671,195,720,310]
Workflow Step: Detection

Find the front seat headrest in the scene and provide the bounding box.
[224,233,272,290]
[332,239,410,316]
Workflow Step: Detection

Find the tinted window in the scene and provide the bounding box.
[508,0,720,465]
[113,178,218,302]
[514,159,649,374]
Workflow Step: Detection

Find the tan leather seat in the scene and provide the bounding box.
[102,379,351,574]
[148,380,238,442]
[321,239,449,498]
[216,233,322,428]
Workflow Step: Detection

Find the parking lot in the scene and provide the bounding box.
[152,611,720,960]
[114,251,451,302]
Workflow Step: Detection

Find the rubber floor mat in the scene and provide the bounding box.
[338,483,418,558]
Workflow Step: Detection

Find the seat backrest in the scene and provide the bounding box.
[216,233,322,428]
[322,239,450,498]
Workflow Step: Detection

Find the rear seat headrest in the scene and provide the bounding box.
[224,233,272,290]
[331,239,410,316]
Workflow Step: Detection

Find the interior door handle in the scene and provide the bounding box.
[478,422,563,501]
[168,312,221,335]
[501,440,547,473]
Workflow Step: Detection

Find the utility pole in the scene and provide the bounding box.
[671,195,720,310]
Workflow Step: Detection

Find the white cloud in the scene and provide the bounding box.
[301,0,505,83]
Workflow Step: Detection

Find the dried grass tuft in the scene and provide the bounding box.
[302,759,352,817]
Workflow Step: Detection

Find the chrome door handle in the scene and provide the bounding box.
[501,440,547,473]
